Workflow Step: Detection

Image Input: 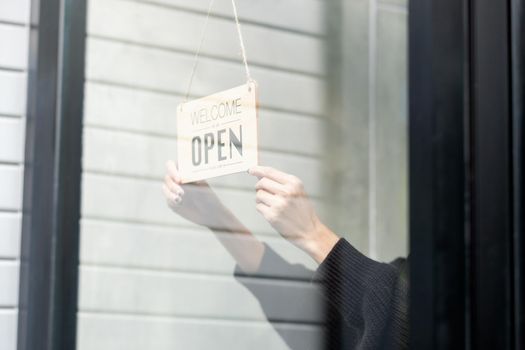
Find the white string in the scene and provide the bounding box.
[184,0,253,101]
[184,0,215,101]
[230,0,252,82]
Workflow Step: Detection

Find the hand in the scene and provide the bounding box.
[162,160,229,229]
[163,161,265,272]
[249,166,340,263]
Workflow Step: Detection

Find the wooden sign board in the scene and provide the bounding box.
[177,81,259,183]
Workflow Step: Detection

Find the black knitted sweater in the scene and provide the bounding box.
[235,238,409,350]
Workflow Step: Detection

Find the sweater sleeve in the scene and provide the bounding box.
[314,238,409,349]
[234,239,409,350]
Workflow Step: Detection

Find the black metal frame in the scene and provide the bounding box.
[511,0,525,347]
[17,0,86,349]
[469,1,514,348]
[409,0,469,347]
[410,0,522,348]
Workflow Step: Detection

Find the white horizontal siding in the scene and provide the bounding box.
[0,24,29,70]
[0,165,23,211]
[0,0,30,24]
[83,81,178,134]
[77,313,323,350]
[80,219,317,278]
[0,117,25,163]
[137,0,324,35]
[85,38,325,116]
[0,262,19,307]
[79,266,322,322]
[0,213,21,259]
[0,71,27,116]
[88,0,323,75]
[0,310,17,350]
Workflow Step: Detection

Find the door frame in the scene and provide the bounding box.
[409,0,523,348]
[17,0,87,349]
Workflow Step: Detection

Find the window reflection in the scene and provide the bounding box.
[77,0,408,349]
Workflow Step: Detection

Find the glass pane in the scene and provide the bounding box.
[77,0,408,349]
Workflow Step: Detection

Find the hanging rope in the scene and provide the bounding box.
[230,0,252,82]
[184,0,215,101]
[184,0,253,101]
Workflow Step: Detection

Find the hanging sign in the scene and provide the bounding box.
[177,81,259,183]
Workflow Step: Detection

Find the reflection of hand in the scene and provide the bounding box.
[163,160,265,272]
[162,160,227,228]
[249,166,339,264]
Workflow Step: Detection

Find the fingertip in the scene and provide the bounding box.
[248,165,261,176]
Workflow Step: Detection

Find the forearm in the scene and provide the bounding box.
[208,202,338,269]
[208,205,265,273]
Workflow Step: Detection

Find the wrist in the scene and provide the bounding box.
[303,222,340,264]
[212,207,248,234]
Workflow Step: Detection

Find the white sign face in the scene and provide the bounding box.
[177,81,259,183]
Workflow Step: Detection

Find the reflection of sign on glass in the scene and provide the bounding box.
[177,81,259,183]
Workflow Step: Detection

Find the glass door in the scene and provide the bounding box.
[75,0,409,349]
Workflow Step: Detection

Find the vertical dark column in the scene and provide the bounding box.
[409,0,469,348]
[53,0,87,348]
[468,0,514,349]
[412,0,521,348]
[17,0,86,349]
[511,0,525,348]
[18,0,61,348]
